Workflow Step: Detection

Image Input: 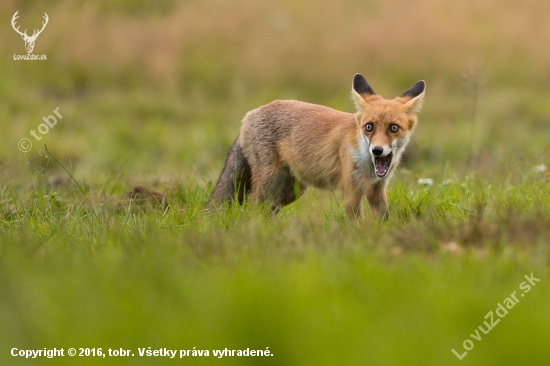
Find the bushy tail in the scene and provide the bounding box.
[205,136,252,210]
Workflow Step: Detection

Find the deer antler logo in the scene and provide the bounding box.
[11,11,49,54]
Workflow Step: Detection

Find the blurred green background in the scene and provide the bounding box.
[2,0,550,181]
[1,0,550,365]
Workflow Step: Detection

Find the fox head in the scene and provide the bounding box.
[351,73,425,179]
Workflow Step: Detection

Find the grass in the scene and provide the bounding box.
[1,167,549,365]
[1,0,550,365]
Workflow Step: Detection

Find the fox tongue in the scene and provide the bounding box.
[374,154,392,177]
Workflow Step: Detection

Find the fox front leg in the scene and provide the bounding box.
[343,184,364,220]
[365,182,389,219]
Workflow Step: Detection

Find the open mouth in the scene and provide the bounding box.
[374,152,393,178]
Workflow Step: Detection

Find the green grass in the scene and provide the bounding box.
[1,170,549,365]
[2,0,550,364]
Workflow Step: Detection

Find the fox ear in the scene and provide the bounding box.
[352,73,376,111]
[353,74,376,96]
[400,80,426,115]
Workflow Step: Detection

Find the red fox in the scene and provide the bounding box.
[206,74,425,219]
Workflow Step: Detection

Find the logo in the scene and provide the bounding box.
[12,11,48,60]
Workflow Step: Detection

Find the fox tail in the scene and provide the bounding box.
[205,135,252,210]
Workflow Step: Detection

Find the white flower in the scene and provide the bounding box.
[417,178,433,187]
[533,164,547,173]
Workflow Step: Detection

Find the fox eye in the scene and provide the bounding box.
[390,124,399,133]
[365,123,374,132]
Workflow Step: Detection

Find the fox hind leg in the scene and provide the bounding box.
[271,172,307,215]
[252,167,306,215]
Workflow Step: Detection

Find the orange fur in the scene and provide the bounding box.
[207,74,425,219]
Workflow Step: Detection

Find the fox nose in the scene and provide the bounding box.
[371,146,384,156]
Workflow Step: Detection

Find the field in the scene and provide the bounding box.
[1,0,550,365]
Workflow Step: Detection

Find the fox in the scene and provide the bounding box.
[206,73,425,219]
